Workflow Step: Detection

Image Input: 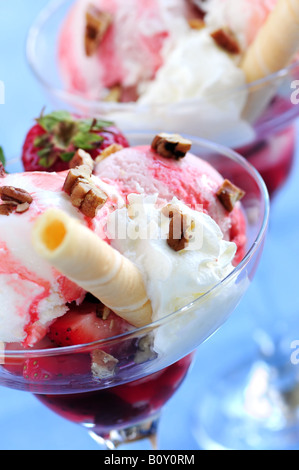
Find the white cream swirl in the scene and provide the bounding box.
[107,194,237,322]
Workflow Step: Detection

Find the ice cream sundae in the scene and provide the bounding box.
[58,0,299,116]
[0,112,270,447]
[0,117,246,352]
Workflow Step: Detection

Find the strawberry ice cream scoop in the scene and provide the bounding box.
[59,0,172,100]
[94,145,247,265]
[0,170,124,347]
[58,0,197,101]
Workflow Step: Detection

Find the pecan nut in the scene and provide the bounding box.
[216,179,245,212]
[95,143,124,163]
[63,167,92,195]
[0,203,18,216]
[0,186,33,205]
[69,149,95,172]
[211,28,241,54]
[0,186,33,216]
[151,133,192,160]
[80,186,108,218]
[63,168,108,218]
[188,18,205,30]
[91,350,119,379]
[85,5,112,57]
[166,209,193,252]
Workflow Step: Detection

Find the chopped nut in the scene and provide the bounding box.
[69,149,94,172]
[63,167,108,218]
[0,203,17,216]
[151,133,192,160]
[162,204,181,219]
[0,186,33,216]
[188,18,205,30]
[15,202,30,213]
[95,143,124,163]
[0,186,33,205]
[96,304,111,320]
[217,179,245,212]
[80,186,108,218]
[62,167,91,195]
[91,350,119,379]
[134,335,157,365]
[103,85,122,102]
[167,210,191,252]
[211,28,241,54]
[69,179,92,208]
[85,5,112,57]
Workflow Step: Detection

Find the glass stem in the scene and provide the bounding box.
[88,415,161,450]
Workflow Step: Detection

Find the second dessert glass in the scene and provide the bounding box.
[0,133,269,450]
[26,0,299,198]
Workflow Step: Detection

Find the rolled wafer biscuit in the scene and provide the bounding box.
[241,0,299,83]
[32,208,153,328]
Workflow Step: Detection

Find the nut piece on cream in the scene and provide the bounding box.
[210,27,241,55]
[0,186,33,216]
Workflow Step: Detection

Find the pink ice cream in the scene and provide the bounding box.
[58,0,279,104]
[0,170,123,347]
[0,140,246,347]
[59,0,194,101]
[94,145,247,265]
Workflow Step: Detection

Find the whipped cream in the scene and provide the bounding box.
[139,28,245,105]
[107,194,237,322]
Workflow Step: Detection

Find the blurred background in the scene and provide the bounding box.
[0,0,298,450]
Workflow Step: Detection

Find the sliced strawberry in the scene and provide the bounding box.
[22,354,91,382]
[47,302,131,347]
[22,110,129,173]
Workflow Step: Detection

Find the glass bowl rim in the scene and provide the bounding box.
[25,0,299,111]
[0,132,270,357]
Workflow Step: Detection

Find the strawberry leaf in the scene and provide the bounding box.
[34,112,115,166]
[38,155,58,168]
[72,132,104,149]
[37,111,73,133]
[37,146,57,168]
[60,151,75,162]
[34,134,50,148]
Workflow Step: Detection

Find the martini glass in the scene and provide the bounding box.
[0,134,269,450]
[25,0,299,198]
[24,0,289,448]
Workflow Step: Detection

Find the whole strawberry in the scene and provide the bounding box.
[22,110,129,172]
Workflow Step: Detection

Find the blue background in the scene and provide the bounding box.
[0,0,298,450]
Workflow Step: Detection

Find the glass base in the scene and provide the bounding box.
[193,357,299,450]
[87,415,160,450]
